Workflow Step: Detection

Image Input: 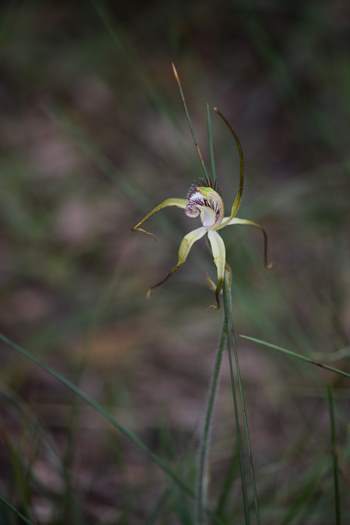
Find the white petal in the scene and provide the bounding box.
[207,230,226,287]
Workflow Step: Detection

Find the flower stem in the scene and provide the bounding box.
[223,266,261,525]
[195,266,261,525]
[195,321,226,525]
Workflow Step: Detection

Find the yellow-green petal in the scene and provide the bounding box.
[177,226,207,266]
[132,198,187,238]
[219,217,272,269]
[148,226,207,295]
[207,230,226,307]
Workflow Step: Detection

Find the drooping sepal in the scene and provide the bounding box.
[147,226,207,296]
[214,108,245,221]
[219,217,272,269]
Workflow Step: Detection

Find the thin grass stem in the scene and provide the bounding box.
[214,444,239,520]
[240,335,350,380]
[0,493,33,525]
[195,320,226,524]
[223,273,250,524]
[223,268,261,525]
[207,104,217,185]
[171,63,211,186]
[327,386,341,525]
[0,333,193,498]
[145,487,172,525]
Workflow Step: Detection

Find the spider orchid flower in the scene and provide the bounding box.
[132,176,270,307]
[132,66,271,307]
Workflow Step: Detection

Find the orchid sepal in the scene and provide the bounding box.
[132,198,187,238]
[218,217,272,269]
[214,107,244,220]
[146,226,207,296]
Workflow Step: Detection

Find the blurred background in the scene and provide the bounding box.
[0,1,349,523]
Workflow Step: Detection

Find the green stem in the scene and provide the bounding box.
[327,386,341,525]
[195,321,226,524]
[223,273,250,524]
[240,334,350,380]
[223,268,260,525]
[0,493,33,525]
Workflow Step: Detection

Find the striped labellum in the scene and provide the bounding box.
[185,185,224,229]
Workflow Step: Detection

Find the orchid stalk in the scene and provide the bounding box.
[132,64,271,523]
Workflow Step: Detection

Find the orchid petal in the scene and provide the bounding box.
[207,230,226,307]
[148,226,207,295]
[132,198,187,238]
[219,217,272,269]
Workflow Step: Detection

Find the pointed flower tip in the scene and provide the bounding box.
[132,226,158,241]
[206,275,216,292]
[171,62,179,80]
[146,289,152,299]
[208,297,221,310]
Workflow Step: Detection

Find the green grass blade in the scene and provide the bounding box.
[327,386,341,525]
[0,333,193,498]
[281,466,325,525]
[240,335,350,379]
[91,0,169,115]
[308,346,350,363]
[0,493,33,525]
[7,440,33,523]
[214,446,239,520]
[207,104,217,185]
[195,320,226,524]
[224,310,250,524]
[145,488,172,525]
